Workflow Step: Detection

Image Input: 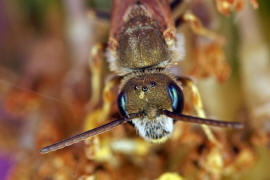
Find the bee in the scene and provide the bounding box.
[40,0,243,154]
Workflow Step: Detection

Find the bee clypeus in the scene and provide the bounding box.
[40,0,242,154]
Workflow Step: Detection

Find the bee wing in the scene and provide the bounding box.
[142,0,175,35]
[109,0,136,49]
[109,0,175,50]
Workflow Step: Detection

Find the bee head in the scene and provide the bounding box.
[117,71,184,118]
[117,70,184,142]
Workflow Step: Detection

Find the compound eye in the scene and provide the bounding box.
[117,92,128,117]
[167,83,184,113]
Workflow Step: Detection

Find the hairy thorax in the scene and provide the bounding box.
[117,15,170,70]
[107,4,185,75]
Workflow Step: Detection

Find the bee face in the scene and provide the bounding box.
[117,70,184,142]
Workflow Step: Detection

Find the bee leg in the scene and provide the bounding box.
[170,0,183,11]
[88,9,110,21]
[177,11,225,42]
[176,76,221,147]
[88,43,107,109]
[171,1,188,28]
[84,74,121,130]
[176,12,230,82]
[174,14,184,28]
[176,76,225,179]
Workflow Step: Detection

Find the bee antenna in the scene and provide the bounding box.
[40,112,144,154]
[160,110,243,129]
